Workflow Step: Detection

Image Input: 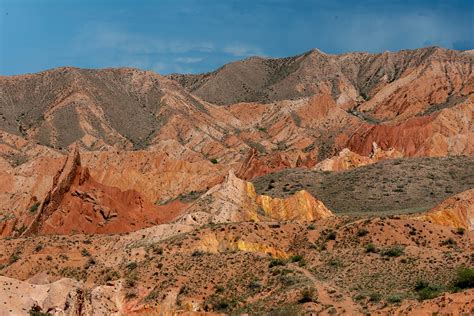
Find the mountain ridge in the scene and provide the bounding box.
[167,46,473,106]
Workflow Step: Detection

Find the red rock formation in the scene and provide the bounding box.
[22,144,82,236]
[346,99,473,157]
[22,145,187,236]
[236,148,315,180]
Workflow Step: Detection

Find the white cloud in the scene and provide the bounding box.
[75,23,215,55]
[175,57,204,63]
[223,43,264,57]
[70,23,265,74]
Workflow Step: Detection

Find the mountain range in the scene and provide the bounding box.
[0,47,473,315]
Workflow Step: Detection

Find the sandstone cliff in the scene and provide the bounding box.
[178,170,333,225]
[413,189,474,230]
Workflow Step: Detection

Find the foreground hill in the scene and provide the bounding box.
[0,210,472,314]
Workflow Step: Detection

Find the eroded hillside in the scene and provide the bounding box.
[0,47,473,315]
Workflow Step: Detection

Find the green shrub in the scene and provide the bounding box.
[249,280,262,289]
[86,257,96,267]
[80,249,90,257]
[144,287,159,302]
[28,305,52,316]
[417,286,441,300]
[354,294,365,301]
[298,287,317,303]
[147,244,163,255]
[326,230,336,241]
[360,92,370,101]
[381,245,404,257]
[328,258,342,267]
[179,285,189,295]
[365,243,376,253]
[215,300,230,311]
[210,158,218,164]
[125,272,138,288]
[215,285,225,293]
[103,269,120,282]
[453,267,474,289]
[290,254,304,262]
[269,258,287,268]
[29,202,40,213]
[414,280,441,300]
[414,280,429,291]
[441,238,457,246]
[126,261,138,270]
[357,228,369,237]
[387,294,403,303]
[270,304,303,316]
[125,290,137,299]
[455,227,465,235]
[192,250,205,257]
[9,253,20,264]
[369,292,381,302]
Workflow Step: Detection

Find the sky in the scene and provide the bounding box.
[0,0,473,75]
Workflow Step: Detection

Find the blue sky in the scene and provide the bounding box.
[0,0,473,75]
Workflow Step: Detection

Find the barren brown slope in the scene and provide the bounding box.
[0,67,218,150]
[168,47,473,120]
[1,67,346,164]
[1,47,472,165]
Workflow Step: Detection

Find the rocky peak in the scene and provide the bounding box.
[178,170,332,225]
[22,144,82,236]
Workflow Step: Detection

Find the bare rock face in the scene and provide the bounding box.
[1,47,471,164]
[314,148,373,171]
[256,190,333,221]
[22,144,82,236]
[178,170,332,225]
[236,147,315,180]
[413,189,474,230]
[81,150,226,203]
[346,96,473,157]
[0,276,82,315]
[21,145,187,236]
[314,142,403,171]
[177,170,260,224]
